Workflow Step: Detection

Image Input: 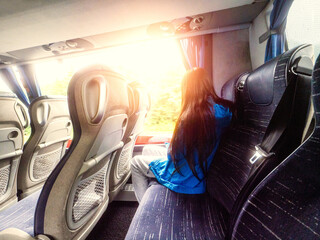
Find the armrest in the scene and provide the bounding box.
[0,228,34,240]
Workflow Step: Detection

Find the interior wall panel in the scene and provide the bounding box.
[212,28,252,96]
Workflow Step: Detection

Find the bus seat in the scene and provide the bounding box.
[207,44,314,213]
[34,65,129,239]
[220,72,249,104]
[125,45,313,240]
[231,53,320,240]
[109,82,150,201]
[0,92,26,210]
[0,65,129,239]
[17,96,72,199]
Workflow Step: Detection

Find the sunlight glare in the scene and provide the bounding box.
[36,39,185,97]
[35,38,186,134]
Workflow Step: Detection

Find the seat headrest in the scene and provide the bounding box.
[0,91,17,98]
[30,95,67,107]
[246,56,279,105]
[221,45,314,106]
[68,65,129,129]
[127,85,136,117]
[134,88,150,112]
[34,95,67,100]
[221,72,249,103]
[128,82,150,113]
[247,44,314,106]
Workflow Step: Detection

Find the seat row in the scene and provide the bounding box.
[0,93,72,210]
[0,65,150,239]
[125,45,320,239]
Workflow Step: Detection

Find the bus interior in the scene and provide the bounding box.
[0,0,319,239]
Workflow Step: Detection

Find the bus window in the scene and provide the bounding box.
[36,39,185,135]
[286,0,320,60]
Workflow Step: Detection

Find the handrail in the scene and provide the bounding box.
[0,149,23,160]
[36,136,71,150]
[78,141,124,176]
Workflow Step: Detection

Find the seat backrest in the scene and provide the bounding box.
[127,83,150,137]
[231,54,320,240]
[17,96,72,198]
[109,82,150,200]
[34,65,129,239]
[220,72,249,104]
[0,92,26,210]
[207,44,314,213]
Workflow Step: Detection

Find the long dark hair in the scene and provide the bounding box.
[170,67,231,180]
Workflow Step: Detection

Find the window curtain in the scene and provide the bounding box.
[179,34,212,78]
[19,64,41,102]
[264,0,294,62]
[0,68,30,106]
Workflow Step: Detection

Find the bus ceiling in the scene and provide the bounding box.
[0,0,269,68]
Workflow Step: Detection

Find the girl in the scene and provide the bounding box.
[131,67,232,202]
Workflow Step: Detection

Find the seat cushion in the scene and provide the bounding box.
[0,191,40,236]
[125,184,229,240]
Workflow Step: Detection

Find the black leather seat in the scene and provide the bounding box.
[231,53,320,240]
[206,45,313,213]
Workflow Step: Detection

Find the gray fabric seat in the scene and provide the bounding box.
[0,65,130,239]
[0,92,26,210]
[32,65,130,239]
[109,83,150,201]
[17,96,72,199]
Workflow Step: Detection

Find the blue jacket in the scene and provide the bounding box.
[149,101,232,194]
